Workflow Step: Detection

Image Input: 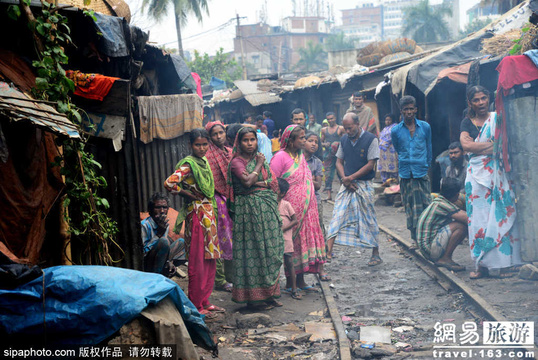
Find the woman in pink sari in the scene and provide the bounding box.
[270,125,328,290]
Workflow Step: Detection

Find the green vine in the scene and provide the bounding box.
[9,1,121,265]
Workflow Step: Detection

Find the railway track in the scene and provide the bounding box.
[320,200,536,360]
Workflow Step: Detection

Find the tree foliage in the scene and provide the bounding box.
[141,0,208,57]
[296,41,328,73]
[325,32,355,51]
[7,1,120,265]
[402,0,453,43]
[459,17,493,39]
[188,48,242,87]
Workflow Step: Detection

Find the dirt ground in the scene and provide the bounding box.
[174,268,338,360]
[173,181,537,360]
[375,204,538,325]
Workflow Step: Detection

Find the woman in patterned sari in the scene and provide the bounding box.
[270,125,328,290]
[205,121,234,292]
[164,128,223,318]
[378,114,399,183]
[460,86,522,279]
[227,127,284,308]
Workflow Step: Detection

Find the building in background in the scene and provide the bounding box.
[337,0,460,46]
[233,17,330,76]
[339,1,383,46]
[466,2,500,24]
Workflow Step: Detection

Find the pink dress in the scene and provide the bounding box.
[279,199,295,254]
[271,150,326,274]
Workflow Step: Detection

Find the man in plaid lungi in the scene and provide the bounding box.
[391,95,432,242]
[326,112,382,266]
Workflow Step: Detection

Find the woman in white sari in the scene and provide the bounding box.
[460,86,522,279]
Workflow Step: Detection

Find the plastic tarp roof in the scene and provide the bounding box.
[0,265,216,350]
[0,82,80,138]
[234,80,282,107]
[436,61,474,85]
[391,0,533,97]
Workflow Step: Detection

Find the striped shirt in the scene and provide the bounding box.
[416,195,459,257]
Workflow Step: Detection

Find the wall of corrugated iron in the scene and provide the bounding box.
[88,123,144,270]
[86,125,191,270]
[134,135,191,213]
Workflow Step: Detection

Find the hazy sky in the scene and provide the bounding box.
[125,0,481,56]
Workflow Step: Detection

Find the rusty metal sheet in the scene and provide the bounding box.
[0,82,80,138]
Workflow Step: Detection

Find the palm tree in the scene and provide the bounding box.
[402,0,452,43]
[296,41,328,72]
[142,0,209,58]
[325,33,355,52]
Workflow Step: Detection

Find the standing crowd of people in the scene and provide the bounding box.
[140,87,523,320]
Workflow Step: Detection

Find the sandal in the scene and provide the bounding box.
[300,285,320,293]
[319,273,332,281]
[470,270,487,279]
[367,255,383,267]
[200,309,219,319]
[266,299,283,307]
[291,290,302,300]
[217,283,233,292]
[435,261,465,272]
[205,304,226,313]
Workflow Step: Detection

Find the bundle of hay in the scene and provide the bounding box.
[519,24,538,53]
[358,41,381,57]
[379,52,412,65]
[481,29,522,56]
[379,38,416,57]
[294,76,321,89]
[257,79,273,91]
[357,53,383,67]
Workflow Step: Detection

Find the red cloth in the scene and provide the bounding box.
[187,211,217,311]
[66,70,118,101]
[0,127,64,264]
[191,72,203,99]
[495,55,538,171]
[204,121,232,197]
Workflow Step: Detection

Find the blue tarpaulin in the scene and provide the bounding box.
[93,13,129,57]
[0,266,216,350]
[210,76,226,90]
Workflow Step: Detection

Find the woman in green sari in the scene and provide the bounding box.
[164,129,222,318]
[227,127,284,308]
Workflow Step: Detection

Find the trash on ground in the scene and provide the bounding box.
[359,325,391,344]
[304,321,337,341]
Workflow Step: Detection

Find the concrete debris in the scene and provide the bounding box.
[309,310,324,316]
[236,313,272,329]
[347,329,359,341]
[394,341,412,350]
[352,343,397,359]
[360,326,391,344]
[304,321,337,341]
[519,264,538,280]
[393,325,414,333]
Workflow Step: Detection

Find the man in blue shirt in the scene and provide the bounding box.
[391,95,432,242]
[263,111,275,138]
[141,193,185,276]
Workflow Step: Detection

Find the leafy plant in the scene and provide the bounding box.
[188,48,243,87]
[296,41,328,73]
[9,1,120,265]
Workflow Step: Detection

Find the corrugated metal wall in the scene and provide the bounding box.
[134,135,191,213]
[88,123,144,270]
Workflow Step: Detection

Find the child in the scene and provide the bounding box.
[304,131,325,237]
[277,178,301,300]
[271,130,281,154]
